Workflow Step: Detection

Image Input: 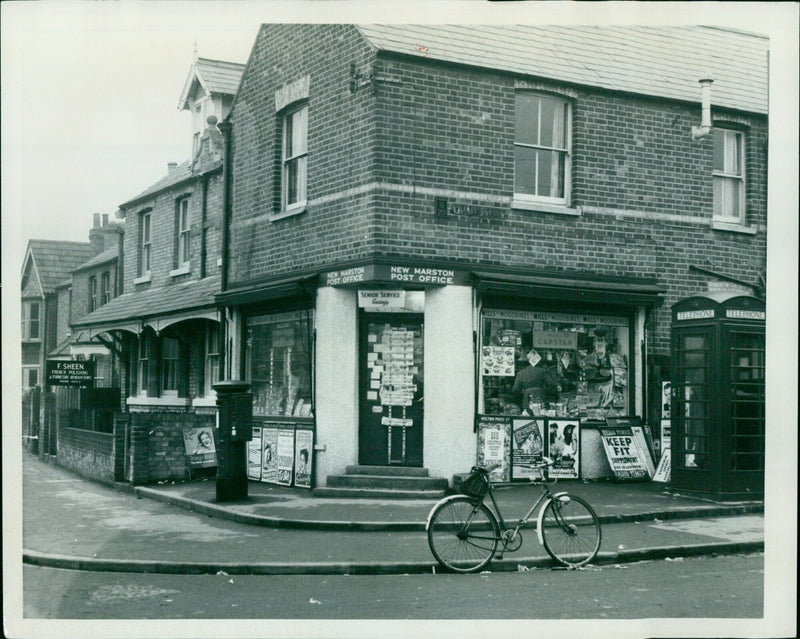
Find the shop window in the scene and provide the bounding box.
[101,271,112,305]
[176,197,191,268]
[246,311,313,417]
[479,309,630,420]
[139,210,152,277]
[280,103,308,216]
[21,301,41,340]
[89,276,98,312]
[204,322,220,396]
[514,93,571,204]
[713,128,745,224]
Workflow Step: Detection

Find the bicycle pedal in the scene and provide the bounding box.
[496,554,504,560]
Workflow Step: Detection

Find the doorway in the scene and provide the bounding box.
[358,313,424,466]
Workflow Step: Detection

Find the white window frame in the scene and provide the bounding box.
[204,322,220,397]
[177,197,191,267]
[137,332,149,396]
[22,366,39,389]
[160,336,181,396]
[713,127,745,225]
[21,301,41,341]
[279,103,308,217]
[89,276,98,312]
[102,271,112,305]
[513,92,572,207]
[140,211,152,277]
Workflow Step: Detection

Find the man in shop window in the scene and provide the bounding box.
[513,348,562,413]
[581,331,615,408]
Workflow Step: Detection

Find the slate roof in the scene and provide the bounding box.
[25,240,94,294]
[355,25,769,114]
[195,58,245,96]
[73,246,119,272]
[73,276,220,327]
[121,161,194,208]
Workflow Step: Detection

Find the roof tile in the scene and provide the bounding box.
[27,240,94,293]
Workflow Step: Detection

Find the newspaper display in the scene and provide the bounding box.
[599,425,650,481]
[477,415,511,483]
[294,429,313,488]
[511,418,544,480]
[248,426,262,480]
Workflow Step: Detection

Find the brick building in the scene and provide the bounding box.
[217,25,768,493]
[71,57,244,484]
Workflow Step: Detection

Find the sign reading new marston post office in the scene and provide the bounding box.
[46,360,95,386]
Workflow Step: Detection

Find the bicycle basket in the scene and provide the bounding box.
[460,470,489,498]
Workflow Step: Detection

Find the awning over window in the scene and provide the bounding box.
[215,274,318,307]
[473,270,665,307]
[72,276,221,340]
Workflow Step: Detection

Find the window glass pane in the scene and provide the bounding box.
[725,131,741,175]
[713,129,726,172]
[515,94,540,146]
[536,150,565,198]
[514,146,537,195]
[293,106,307,155]
[539,97,566,149]
[161,337,180,392]
[29,303,39,320]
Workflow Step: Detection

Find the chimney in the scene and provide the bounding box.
[168,162,178,173]
[102,213,109,227]
[93,213,101,228]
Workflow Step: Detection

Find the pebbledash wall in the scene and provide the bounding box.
[222,25,767,486]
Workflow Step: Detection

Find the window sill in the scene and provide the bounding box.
[192,394,218,408]
[133,274,152,285]
[712,220,757,235]
[170,265,191,278]
[512,199,581,217]
[126,396,191,407]
[271,203,307,221]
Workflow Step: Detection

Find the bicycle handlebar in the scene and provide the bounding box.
[473,457,554,475]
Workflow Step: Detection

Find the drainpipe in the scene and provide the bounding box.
[200,173,208,279]
[691,78,714,141]
[217,118,233,292]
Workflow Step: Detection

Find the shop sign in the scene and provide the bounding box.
[46,360,94,386]
[531,330,578,350]
[323,263,469,287]
[358,289,406,309]
[482,309,629,327]
[599,423,650,481]
[676,309,715,321]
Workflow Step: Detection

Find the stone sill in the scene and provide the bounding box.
[133,274,152,285]
[170,265,191,278]
[512,198,581,217]
[712,220,758,235]
[126,396,191,407]
[271,203,307,221]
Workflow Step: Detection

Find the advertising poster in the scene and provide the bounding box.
[481,345,515,377]
[182,426,217,469]
[511,418,544,480]
[652,448,671,483]
[294,429,313,488]
[261,427,279,484]
[661,381,672,420]
[248,426,262,480]
[276,428,295,486]
[631,425,655,477]
[476,415,510,482]
[599,425,650,481]
[547,419,580,479]
[660,419,671,457]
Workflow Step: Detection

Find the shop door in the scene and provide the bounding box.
[671,328,715,491]
[721,327,765,493]
[358,314,424,466]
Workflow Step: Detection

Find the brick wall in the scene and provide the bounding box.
[58,427,115,484]
[228,26,767,359]
[71,261,118,324]
[128,405,216,484]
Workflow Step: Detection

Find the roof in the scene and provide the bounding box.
[73,246,119,273]
[121,161,193,208]
[73,276,220,327]
[354,25,768,114]
[24,240,94,294]
[179,57,245,110]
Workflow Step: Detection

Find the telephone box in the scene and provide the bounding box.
[670,293,765,499]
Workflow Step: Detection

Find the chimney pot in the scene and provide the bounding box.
[93,213,101,228]
[102,214,109,227]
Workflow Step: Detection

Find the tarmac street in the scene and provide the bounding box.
[19,454,764,575]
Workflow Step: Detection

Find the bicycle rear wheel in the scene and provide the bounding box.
[427,496,500,573]
[540,494,601,568]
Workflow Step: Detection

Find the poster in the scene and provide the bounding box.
[276,428,295,486]
[294,429,313,488]
[261,427,279,484]
[511,418,544,480]
[481,345,515,377]
[661,381,672,420]
[547,419,580,479]
[599,425,650,481]
[476,415,510,482]
[631,425,655,477]
[182,426,217,469]
[248,426,262,480]
[660,419,671,457]
[653,448,671,482]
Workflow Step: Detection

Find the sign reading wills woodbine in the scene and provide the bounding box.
[46,360,95,386]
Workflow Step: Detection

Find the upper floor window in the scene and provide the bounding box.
[89,276,98,312]
[22,366,39,389]
[281,103,308,214]
[101,271,112,305]
[514,93,571,204]
[177,197,191,267]
[21,301,40,340]
[139,211,152,277]
[713,128,745,224]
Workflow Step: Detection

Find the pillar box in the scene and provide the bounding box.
[213,380,253,501]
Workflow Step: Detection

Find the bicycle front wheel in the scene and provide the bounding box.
[540,494,601,568]
[427,496,500,573]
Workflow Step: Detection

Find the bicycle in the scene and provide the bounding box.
[426,458,602,573]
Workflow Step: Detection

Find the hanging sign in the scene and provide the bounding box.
[599,424,650,481]
[46,360,94,386]
[358,289,406,309]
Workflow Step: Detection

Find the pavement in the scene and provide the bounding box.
[21,455,764,576]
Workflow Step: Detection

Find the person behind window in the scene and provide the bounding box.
[582,331,615,407]
[513,348,562,412]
